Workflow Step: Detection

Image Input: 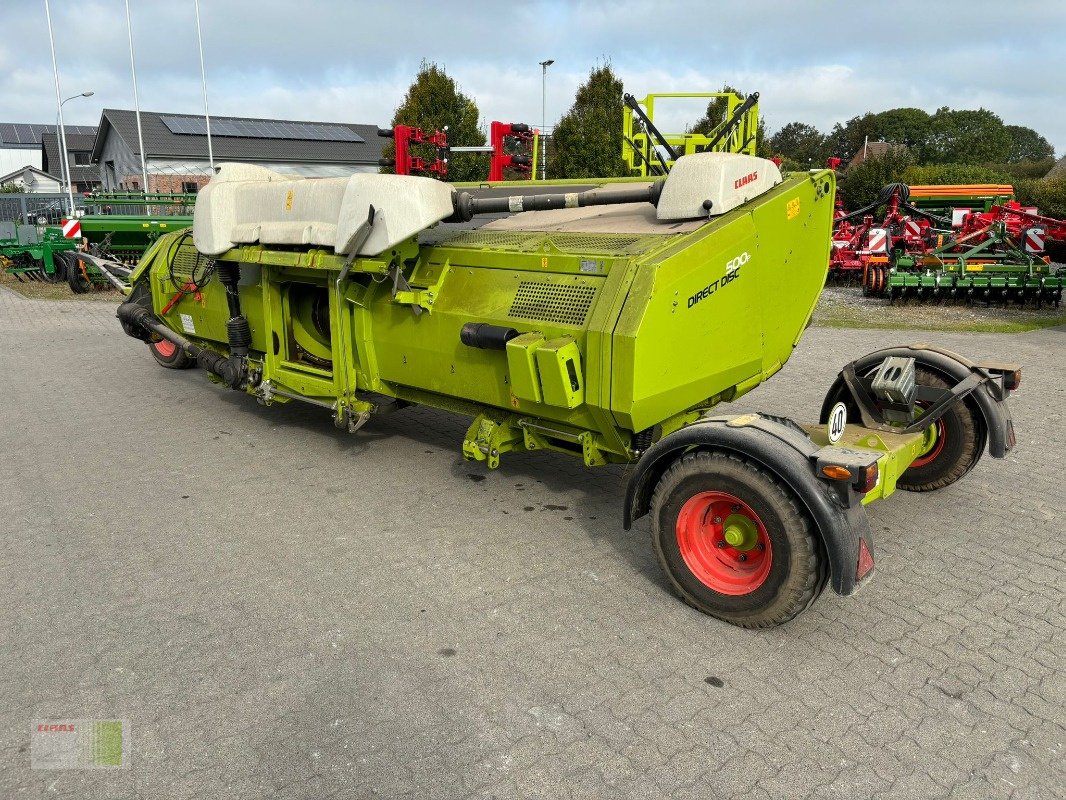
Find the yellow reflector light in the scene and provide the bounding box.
[821,465,852,481]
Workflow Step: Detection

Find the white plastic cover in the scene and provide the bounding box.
[193,163,456,257]
[656,153,783,221]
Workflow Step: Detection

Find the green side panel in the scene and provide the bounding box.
[534,337,584,408]
[506,333,545,402]
[364,263,607,430]
[610,171,834,432]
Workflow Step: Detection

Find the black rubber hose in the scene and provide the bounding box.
[116,302,241,387]
[448,180,664,222]
[460,322,518,350]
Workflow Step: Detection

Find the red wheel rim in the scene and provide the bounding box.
[675,491,772,596]
[910,409,946,469]
[152,339,177,358]
[912,416,946,467]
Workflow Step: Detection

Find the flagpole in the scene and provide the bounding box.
[124,0,149,193]
[193,0,214,173]
[44,0,75,217]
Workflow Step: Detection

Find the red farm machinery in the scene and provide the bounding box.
[830,182,1066,305]
[378,121,537,182]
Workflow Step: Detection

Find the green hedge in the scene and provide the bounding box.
[1015,176,1066,219]
[901,163,1013,186]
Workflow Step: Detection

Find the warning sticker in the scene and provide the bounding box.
[179,314,196,334]
[786,198,801,220]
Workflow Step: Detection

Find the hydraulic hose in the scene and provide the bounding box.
[117,302,243,388]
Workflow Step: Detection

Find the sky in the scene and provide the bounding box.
[2,0,1063,157]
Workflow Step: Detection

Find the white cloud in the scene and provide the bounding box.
[1,0,1061,155]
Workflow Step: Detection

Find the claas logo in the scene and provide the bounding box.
[733,171,758,190]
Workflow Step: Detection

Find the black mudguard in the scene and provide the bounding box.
[623,414,874,597]
[819,343,1016,458]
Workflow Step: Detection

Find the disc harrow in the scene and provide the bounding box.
[837,181,1066,307]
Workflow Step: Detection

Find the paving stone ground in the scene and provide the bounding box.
[1,287,1063,799]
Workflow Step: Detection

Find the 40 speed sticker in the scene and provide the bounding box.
[827,402,848,443]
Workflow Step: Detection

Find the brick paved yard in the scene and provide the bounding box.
[1,287,1063,799]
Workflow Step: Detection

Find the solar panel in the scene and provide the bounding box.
[0,123,97,145]
[160,115,364,143]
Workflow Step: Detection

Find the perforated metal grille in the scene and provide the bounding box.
[436,230,666,257]
[169,245,203,279]
[509,281,598,325]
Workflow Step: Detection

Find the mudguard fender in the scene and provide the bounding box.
[819,344,1016,458]
[623,414,874,596]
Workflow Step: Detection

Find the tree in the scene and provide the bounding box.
[923,107,1011,165]
[871,107,931,150]
[549,64,630,179]
[836,147,915,209]
[825,113,880,161]
[382,61,486,182]
[768,122,828,166]
[1004,125,1055,163]
[687,86,743,134]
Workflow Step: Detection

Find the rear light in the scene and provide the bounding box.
[856,538,875,580]
[1004,369,1021,392]
[856,462,879,494]
[821,465,852,481]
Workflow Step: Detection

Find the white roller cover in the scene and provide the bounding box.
[656,153,783,221]
[193,163,456,257]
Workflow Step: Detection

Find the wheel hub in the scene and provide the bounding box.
[722,513,758,551]
[676,491,772,596]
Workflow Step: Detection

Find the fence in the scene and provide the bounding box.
[0,193,77,226]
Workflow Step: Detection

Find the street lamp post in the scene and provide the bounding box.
[539,59,554,181]
[57,91,94,215]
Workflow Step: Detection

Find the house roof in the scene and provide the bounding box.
[847,141,907,169]
[0,122,97,148]
[1047,155,1066,178]
[41,132,99,185]
[91,109,384,165]
[0,164,62,185]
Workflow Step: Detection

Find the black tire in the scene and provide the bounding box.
[50,252,69,282]
[39,258,59,282]
[67,256,91,294]
[897,368,983,491]
[149,338,194,369]
[650,451,827,628]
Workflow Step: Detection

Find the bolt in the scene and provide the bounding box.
[738,553,748,562]
[715,541,726,549]
[731,505,741,512]
[712,516,722,524]
[756,542,765,551]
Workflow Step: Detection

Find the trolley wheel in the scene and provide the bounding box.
[898,368,983,491]
[149,338,193,369]
[650,451,827,628]
[67,256,92,294]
